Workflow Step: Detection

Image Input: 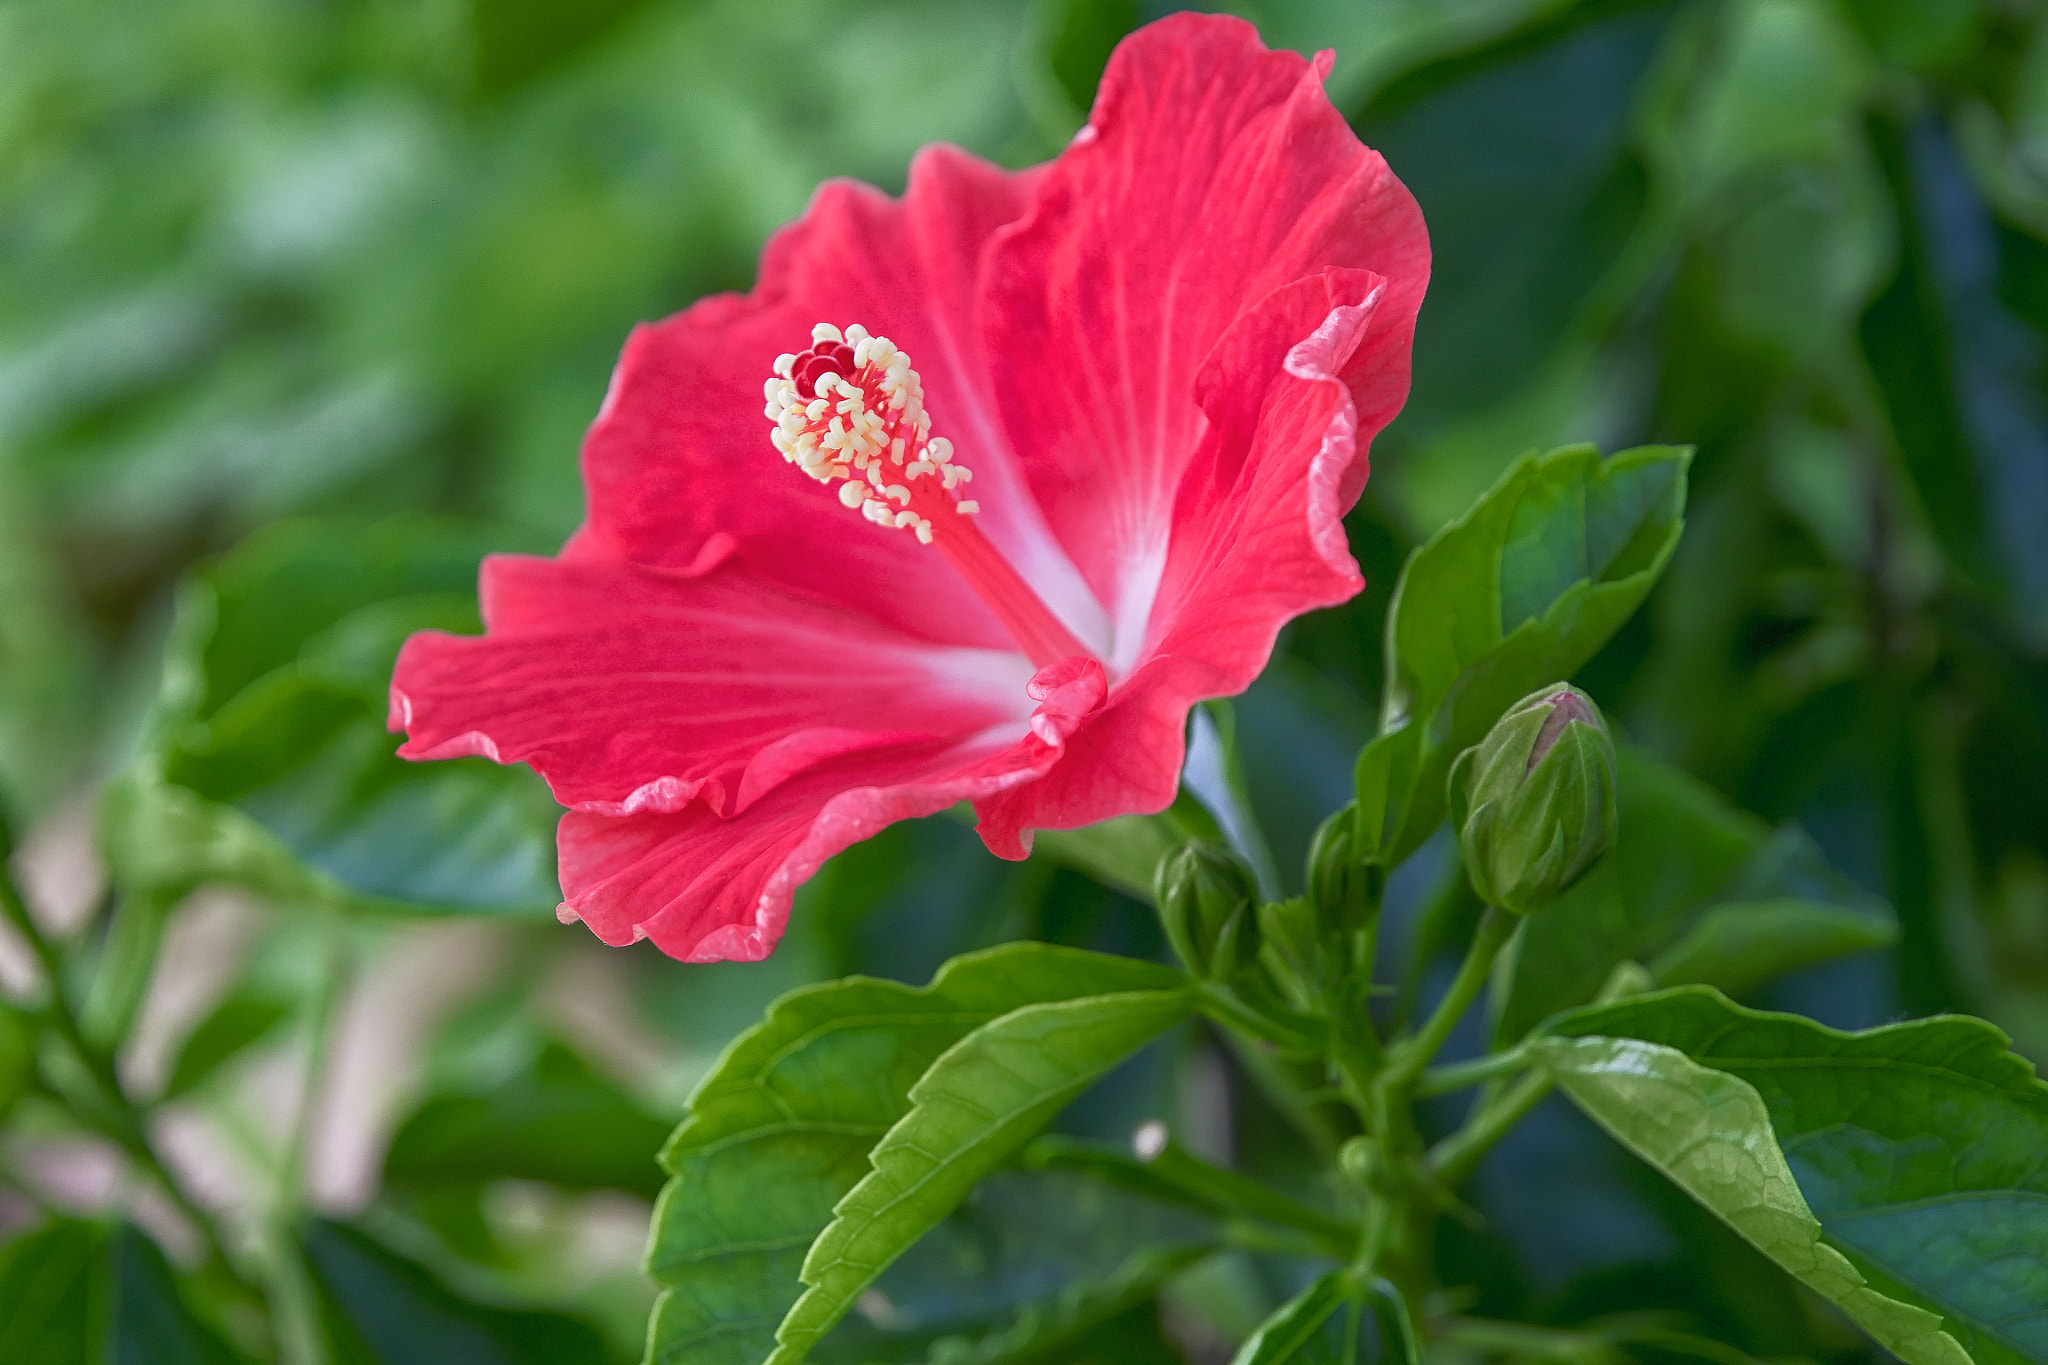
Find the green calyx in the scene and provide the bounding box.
[1155,840,1259,981]
[1307,803,1381,937]
[1449,684,1618,915]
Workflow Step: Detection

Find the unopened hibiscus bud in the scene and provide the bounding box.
[1449,684,1618,915]
[1156,841,1259,980]
[1306,803,1379,935]
[1254,896,1330,1013]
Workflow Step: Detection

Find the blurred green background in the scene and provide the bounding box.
[3,0,2046,1361]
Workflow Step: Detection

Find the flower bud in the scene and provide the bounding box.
[1449,684,1618,915]
[1155,841,1259,980]
[1306,803,1380,936]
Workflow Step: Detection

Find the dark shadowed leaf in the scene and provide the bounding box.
[1494,745,1896,1042]
[813,1168,1214,1365]
[305,1220,612,1365]
[0,1219,237,1365]
[384,1041,671,1198]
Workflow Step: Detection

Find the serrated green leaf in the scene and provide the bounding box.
[644,943,1186,1365]
[1355,445,1688,870]
[770,986,1195,1365]
[1493,746,1895,1043]
[1542,987,2048,1365]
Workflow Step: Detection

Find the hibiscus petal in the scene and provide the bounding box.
[982,12,1429,670]
[389,553,1034,816]
[570,144,1105,652]
[974,266,1402,855]
[555,658,1105,961]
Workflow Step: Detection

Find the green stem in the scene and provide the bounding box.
[1379,904,1517,1096]
[1213,1025,1344,1163]
[1140,1132,1358,1256]
[1426,1069,1554,1186]
[1196,981,1323,1053]
[268,928,349,1365]
[0,865,247,1288]
[1417,1044,1530,1097]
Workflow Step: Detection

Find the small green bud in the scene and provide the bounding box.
[1254,896,1329,1012]
[1155,841,1259,980]
[1450,684,1618,915]
[1306,803,1380,935]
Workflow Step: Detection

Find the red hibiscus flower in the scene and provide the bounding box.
[388,13,1429,962]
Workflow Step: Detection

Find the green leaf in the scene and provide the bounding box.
[1228,1270,1353,1365]
[817,1168,1215,1365]
[1356,5,1673,439]
[161,994,293,1100]
[105,1223,241,1365]
[644,943,1186,1365]
[0,1219,238,1365]
[304,1219,612,1365]
[1542,986,2048,1365]
[102,519,560,917]
[1354,445,1689,871]
[384,1041,671,1198]
[1646,897,1897,999]
[770,987,1196,1365]
[1030,814,1181,905]
[1492,745,1896,1043]
[0,1003,32,1121]
[0,1220,104,1365]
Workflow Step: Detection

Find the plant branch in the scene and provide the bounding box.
[1,864,246,1286]
[1427,1069,1554,1186]
[1379,904,1517,1095]
[1137,1129,1359,1256]
[1417,1044,1530,1096]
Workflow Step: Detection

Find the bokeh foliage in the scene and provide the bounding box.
[3,0,2046,1362]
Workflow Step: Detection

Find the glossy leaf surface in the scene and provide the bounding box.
[645,943,1186,1365]
[1543,987,2048,1365]
[771,987,1195,1364]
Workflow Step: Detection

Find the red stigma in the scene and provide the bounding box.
[792,343,856,396]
